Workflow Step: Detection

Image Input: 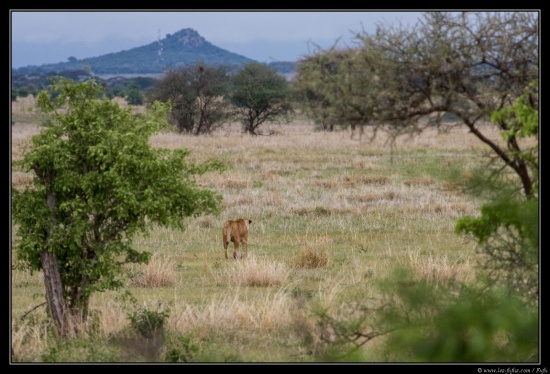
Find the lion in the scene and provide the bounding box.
[222,218,252,259]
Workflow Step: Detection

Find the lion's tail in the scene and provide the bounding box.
[226,226,232,243]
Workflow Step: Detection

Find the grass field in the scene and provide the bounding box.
[11,96,506,362]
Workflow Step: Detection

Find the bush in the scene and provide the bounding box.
[127,303,170,339]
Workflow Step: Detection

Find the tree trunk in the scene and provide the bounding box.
[517,160,534,198]
[40,251,69,337]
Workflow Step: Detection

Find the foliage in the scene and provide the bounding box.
[456,193,538,305]
[490,81,539,196]
[12,72,157,103]
[125,83,144,106]
[314,267,538,362]
[11,77,225,336]
[41,338,122,362]
[295,11,539,197]
[127,303,170,339]
[379,269,538,362]
[164,333,202,362]
[164,334,243,362]
[229,62,293,135]
[294,48,376,133]
[147,62,232,134]
[455,87,539,305]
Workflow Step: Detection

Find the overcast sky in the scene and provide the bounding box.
[10,10,423,68]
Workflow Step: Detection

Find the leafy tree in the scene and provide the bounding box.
[229,62,293,135]
[294,48,375,136]
[147,62,232,135]
[293,51,338,131]
[296,11,538,197]
[12,78,225,337]
[126,83,144,106]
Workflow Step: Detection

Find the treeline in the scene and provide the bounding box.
[12,70,157,105]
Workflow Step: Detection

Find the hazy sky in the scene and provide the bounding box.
[10,10,423,68]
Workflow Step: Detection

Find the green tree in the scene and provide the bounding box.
[12,78,225,337]
[294,48,375,137]
[147,62,231,135]
[296,12,538,197]
[126,83,144,106]
[229,63,293,135]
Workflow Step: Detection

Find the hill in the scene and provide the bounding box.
[12,28,260,75]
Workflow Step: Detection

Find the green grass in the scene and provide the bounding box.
[11,107,502,362]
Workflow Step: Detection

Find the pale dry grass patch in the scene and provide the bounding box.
[12,95,37,114]
[211,255,290,287]
[89,300,129,336]
[405,249,474,285]
[11,122,41,140]
[368,183,478,218]
[293,246,330,269]
[170,288,296,337]
[12,318,52,362]
[129,253,178,288]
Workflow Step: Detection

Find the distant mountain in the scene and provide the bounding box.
[12,28,260,75]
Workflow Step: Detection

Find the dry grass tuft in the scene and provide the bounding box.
[293,246,329,269]
[212,255,289,287]
[170,289,300,337]
[406,249,473,285]
[129,254,178,288]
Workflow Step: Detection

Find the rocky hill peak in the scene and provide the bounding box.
[166,28,206,48]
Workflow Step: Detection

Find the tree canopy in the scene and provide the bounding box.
[229,63,293,135]
[147,62,232,135]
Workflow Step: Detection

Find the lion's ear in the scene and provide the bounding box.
[249,220,252,224]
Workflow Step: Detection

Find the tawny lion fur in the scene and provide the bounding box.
[222,218,252,259]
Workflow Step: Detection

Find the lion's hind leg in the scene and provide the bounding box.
[233,236,239,260]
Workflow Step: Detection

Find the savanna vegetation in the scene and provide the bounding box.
[11,101,538,362]
[11,11,538,364]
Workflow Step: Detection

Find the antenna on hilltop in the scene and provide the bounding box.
[157,29,164,62]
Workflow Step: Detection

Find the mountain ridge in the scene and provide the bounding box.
[12,28,283,76]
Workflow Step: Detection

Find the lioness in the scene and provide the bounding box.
[222,218,252,259]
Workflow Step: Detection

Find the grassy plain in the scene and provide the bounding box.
[11,96,504,362]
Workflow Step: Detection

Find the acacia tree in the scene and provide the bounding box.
[293,51,339,131]
[12,78,224,337]
[229,63,293,135]
[296,11,538,198]
[147,62,232,135]
[294,48,376,137]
